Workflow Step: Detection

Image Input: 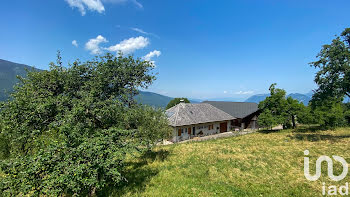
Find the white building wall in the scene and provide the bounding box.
[171,120,231,142]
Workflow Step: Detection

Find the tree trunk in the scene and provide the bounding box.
[89,187,96,197]
[292,115,296,129]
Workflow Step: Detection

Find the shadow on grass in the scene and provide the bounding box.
[259,125,325,134]
[97,149,170,197]
[287,133,350,142]
[258,129,282,134]
[292,126,325,133]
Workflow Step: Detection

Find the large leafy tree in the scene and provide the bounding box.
[258,84,287,128]
[285,96,305,128]
[310,28,350,101]
[308,28,350,127]
[311,98,346,128]
[165,97,190,109]
[259,83,304,129]
[0,53,171,196]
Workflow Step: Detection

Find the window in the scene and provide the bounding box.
[208,124,214,130]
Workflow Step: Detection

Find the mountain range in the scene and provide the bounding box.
[0,59,40,101]
[245,93,312,105]
[0,59,315,107]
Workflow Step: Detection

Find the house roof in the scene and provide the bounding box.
[166,103,235,127]
[202,101,259,119]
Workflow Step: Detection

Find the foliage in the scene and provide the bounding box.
[296,105,316,126]
[344,103,350,125]
[258,83,287,127]
[310,28,350,101]
[258,83,304,129]
[285,96,305,128]
[165,98,190,109]
[257,109,276,129]
[0,53,172,196]
[308,28,350,128]
[311,98,346,128]
[123,105,172,148]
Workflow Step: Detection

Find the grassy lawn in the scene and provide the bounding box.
[104,127,350,197]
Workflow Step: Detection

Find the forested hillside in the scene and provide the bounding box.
[0,59,38,100]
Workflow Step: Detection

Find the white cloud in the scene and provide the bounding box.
[143,50,161,61]
[143,50,161,67]
[235,90,254,95]
[223,91,228,94]
[131,27,149,35]
[65,0,142,15]
[106,36,149,54]
[131,27,160,38]
[130,0,143,8]
[72,40,78,47]
[65,0,105,15]
[85,35,108,55]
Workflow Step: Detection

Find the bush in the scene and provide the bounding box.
[0,53,171,196]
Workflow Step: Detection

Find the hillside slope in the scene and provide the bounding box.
[135,91,173,108]
[0,59,37,100]
[107,127,350,196]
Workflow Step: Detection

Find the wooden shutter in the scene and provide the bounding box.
[178,129,181,136]
[188,127,191,134]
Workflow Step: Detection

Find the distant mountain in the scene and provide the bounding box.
[288,93,311,105]
[135,91,200,108]
[305,91,314,98]
[204,97,246,102]
[245,93,312,105]
[135,91,173,108]
[188,98,203,103]
[245,94,270,103]
[0,59,39,101]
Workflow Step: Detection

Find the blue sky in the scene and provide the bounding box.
[1,0,350,99]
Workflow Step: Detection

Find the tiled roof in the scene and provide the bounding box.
[166,103,235,127]
[202,101,259,119]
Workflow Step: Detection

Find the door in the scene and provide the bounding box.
[220,122,227,133]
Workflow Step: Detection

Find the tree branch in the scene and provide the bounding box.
[345,92,350,98]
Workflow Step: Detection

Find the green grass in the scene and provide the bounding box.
[104,127,350,197]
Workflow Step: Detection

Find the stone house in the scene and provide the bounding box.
[166,101,260,142]
[166,103,235,142]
